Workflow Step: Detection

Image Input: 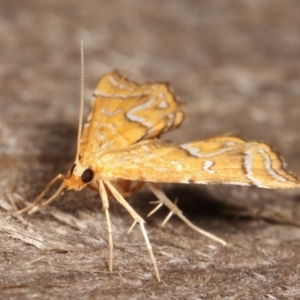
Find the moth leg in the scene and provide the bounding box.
[147,201,164,218]
[147,182,226,246]
[98,179,114,272]
[104,180,161,282]
[112,181,145,197]
[17,174,65,215]
[161,197,178,227]
[127,181,145,195]
[147,197,178,225]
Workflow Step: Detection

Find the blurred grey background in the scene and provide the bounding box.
[1,1,300,299]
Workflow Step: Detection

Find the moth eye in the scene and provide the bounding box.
[70,163,76,174]
[81,168,94,183]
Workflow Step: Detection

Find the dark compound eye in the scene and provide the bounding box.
[81,168,94,183]
[70,163,76,174]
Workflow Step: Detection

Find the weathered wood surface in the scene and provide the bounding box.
[1,1,300,299]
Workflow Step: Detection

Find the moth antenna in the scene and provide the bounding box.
[98,62,134,127]
[75,41,85,163]
[112,62,134,98]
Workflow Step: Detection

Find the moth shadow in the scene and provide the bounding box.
[130,184,241,228]
[166,184,235,220]
[19,121,77,203]
[37,121,77,169]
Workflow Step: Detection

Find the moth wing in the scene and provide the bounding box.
[101,136,300,189]
[80,71,185,156]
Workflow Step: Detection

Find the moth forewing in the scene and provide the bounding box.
[79,71,185,155]
[100,136,300,189]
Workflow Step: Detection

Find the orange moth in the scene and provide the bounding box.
[18,46,300,282]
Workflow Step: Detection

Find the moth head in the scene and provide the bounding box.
[63,162,95,191]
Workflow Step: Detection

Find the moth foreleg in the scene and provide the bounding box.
[98,179,113,272]
[17,174,65,215]
[147,182,227,246]
[104,179,161,282]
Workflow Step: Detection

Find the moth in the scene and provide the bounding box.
[18,67,300,282]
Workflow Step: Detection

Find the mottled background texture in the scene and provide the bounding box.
[1,1,300,299]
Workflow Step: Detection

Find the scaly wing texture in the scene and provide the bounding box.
[100,136,300,189]
[80,71,185,160]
